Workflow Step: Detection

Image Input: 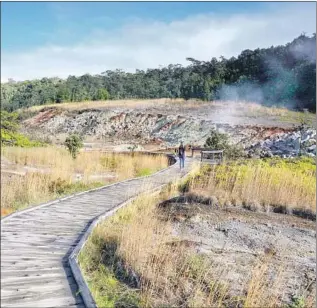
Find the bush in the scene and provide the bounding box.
[94,88,109,101]
[204,129,229,150]
[178,179,191,194]
[48,178,71,195]
[1,128,45,147]
[225,144,246,160]
[289,296,306,308]
[64,134,83,159]
[1,110,45,147]
[204,129,245,160]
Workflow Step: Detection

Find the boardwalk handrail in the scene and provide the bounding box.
[191,147,216,157]
[201,150,224,154]
[201,149,223,164]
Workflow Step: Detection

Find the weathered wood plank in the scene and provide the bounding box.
[1,156,192,307]
[1,275,77,288]
[1,265,70,272]
[1,267,73,278]
[1,249,67,256]
[1,259,68,267]
[1,295,83,308]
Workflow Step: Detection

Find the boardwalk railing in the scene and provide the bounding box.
[201,150,224,164]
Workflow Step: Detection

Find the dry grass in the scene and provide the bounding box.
[244,253,284,308]
[79,184,228,307]
[189,157,316,213]
[20,98,314,127]
[79,175,295,308]
[23,98,184,112]
[79,159,315,307]
[22,98,290,115]
[1,146,168,215]
[237,101,315,126]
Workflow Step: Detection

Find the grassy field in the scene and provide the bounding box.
[19,98,176,112]
[1,146,168,216]
[189,157,316,214]
[79,157,315,308]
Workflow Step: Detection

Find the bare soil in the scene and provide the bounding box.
[159,201,316,305]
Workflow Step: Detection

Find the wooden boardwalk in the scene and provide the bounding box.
[1,158,193,308]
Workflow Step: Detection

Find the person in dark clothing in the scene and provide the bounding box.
[178,142,185,169]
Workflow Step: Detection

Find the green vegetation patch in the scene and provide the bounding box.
[186,156,316,216]
[135,167,153,177]
[1,110,45,147]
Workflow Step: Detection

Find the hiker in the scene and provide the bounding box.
[178,141,185,169]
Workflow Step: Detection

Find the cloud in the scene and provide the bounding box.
[1,3,315,82]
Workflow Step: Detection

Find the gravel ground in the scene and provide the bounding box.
[162,202,316,305]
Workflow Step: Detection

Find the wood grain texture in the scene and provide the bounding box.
[1,156,193,307]
[1,159,192,308]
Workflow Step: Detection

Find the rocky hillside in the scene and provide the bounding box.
[23,107,316,157]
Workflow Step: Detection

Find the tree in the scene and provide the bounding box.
[204,129,245,159]
[64,134,83,159]
[1,110,19,132]
[55,85,70,103]
[204,129,229,150]
[95,88,109,100]
[1,34,315,112]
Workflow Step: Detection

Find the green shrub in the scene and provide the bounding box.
[49,178,71,195]
[1,110,45,147]
[94,88,109,101]
[178,178,191,194]
[204,129,245,160]
[1,129,44,147]
[64,134,83,159]
[225,144,246,160]
[289,295,306,308]
[204,129,229,150]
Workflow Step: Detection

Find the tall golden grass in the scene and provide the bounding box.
[190,158,316,212]
[79,181,294,308]
[22,98,183,112]
[79,159,315,307]
[1,146,168,215]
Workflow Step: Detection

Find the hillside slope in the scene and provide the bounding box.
[21,102,316,158]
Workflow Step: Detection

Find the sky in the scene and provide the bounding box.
[1,1,316,82]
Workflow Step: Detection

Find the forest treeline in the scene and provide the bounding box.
[1,34,316,112]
